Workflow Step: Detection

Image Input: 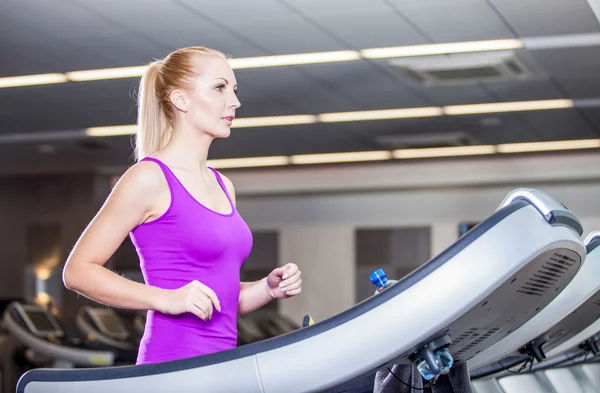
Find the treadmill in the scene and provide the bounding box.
[76,306,139,365]
[2,302,115,369]
[469,231,600,379]
[17,189,587,393]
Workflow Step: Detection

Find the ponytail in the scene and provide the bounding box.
[134,47,229,161]
[135,61,170,161]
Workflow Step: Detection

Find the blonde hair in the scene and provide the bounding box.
[135,47,228,161]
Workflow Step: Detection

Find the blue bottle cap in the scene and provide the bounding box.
[370,269,388,287]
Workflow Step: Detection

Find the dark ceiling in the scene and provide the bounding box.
[1,0,600,174]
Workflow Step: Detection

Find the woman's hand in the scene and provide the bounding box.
[157,280,221,321]
[266,263,302,299]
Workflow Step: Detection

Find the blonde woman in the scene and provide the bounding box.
[62,47,303,365]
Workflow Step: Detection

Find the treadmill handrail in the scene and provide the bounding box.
[498,188,583,235]
[16,199,533,384]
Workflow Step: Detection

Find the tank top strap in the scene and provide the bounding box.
[208,167,235,208]
[140,157,180,197]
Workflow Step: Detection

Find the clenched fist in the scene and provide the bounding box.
[157,280,221,321]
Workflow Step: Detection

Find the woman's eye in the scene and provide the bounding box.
[215,84,225,91]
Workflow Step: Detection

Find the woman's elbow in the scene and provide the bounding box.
[62,263,81,291]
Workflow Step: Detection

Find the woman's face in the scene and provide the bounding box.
[176,56,241,139]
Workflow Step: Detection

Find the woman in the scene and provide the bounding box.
[62,46,303,365]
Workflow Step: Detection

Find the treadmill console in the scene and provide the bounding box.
[82,307,129,341]
[12,303,63,339]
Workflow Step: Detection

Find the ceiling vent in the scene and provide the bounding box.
[374,131,480,150]
[388,51,531,86]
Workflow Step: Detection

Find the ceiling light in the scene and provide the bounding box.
[290,150,392,165]
[444,99,573,115]
[497,139,600,153]
[207,156,290,169]
[393,145,496,159]
[361,39,523,59]
[0,73,69,89]
[86,125,136,137]
[66,66,148,82]
[318,107,443,122]
[232,115,318,128]
[229,51,361,69]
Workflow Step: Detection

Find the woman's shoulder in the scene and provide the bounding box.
[112,159,168,198]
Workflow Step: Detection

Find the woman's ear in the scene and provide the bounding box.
[169,89,188,112]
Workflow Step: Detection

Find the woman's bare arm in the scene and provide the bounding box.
[62,162,170,312]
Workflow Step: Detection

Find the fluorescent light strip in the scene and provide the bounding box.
[318,107,443,122]
[361,39,523,59]
[86,125,137,137]
[66,66,149,82]
[393,145,497,159]
[207,156,289,169]
[444,99,573,115]
[229,51,361,69]
[0,73,69,88]
[497,139,600,153]
[290,151,392,165]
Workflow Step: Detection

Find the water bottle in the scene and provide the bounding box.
[370,269,398,295]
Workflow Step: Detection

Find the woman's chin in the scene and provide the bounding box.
[212,128,231,139]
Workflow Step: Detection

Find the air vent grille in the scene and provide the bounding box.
[517,253,576,296]
[453,328,500,356]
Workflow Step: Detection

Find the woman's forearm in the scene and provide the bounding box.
[238,278,274,315]
[63,263,166,312]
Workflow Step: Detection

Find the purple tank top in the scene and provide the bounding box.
[130,157,253,365]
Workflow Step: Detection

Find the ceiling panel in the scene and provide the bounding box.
[180,0,295,23]
[331,116,463,144]
[67,0,266,58]
[579,108,600,131]
[389,0,516,42]
[530,47,600,79]
[0,17,119,73]
[520,109,599,140]
[481,78,566,101]
[290,4,428,49]
[413,84,495,106]
[0,49,51,77]
[555,77,600,99]
[489,0,600,37]
[278,0,383,15]
[455,113,541,144]
[226,16,349,54]
[0,0,121,39]
[234,66,361,113]
[0,81,137,133]
[291,61,431,109]
[209,125,321,158]
[234,95,296,118]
